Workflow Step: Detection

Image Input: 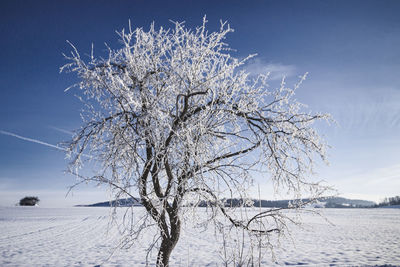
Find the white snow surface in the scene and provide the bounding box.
[1,207,399,266]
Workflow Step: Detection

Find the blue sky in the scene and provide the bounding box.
[1,0,399,207]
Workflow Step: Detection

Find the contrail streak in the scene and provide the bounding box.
[48,126,74,135]
[0,130,68,152]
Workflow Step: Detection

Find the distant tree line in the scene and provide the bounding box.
[374,196,400,207]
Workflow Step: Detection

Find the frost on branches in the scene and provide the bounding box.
[61,18,331,266]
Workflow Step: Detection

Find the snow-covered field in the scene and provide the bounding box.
[1,206,399,266]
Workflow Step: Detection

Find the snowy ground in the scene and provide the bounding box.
[1,206,399,266]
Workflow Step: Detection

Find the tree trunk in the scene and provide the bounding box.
[156,238,175,267]
[156,217,181,267]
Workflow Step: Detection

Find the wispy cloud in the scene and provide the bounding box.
[245,59,296,80]
[331,163,400,202]
[0,130,68,152]
[317,86,400,133]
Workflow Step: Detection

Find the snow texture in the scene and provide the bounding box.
[1,207,399,266]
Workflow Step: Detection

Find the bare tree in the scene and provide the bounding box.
[61,17,330,266]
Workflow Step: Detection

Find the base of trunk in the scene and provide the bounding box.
[156,238,176,267]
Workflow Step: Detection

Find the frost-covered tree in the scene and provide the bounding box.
[19,196,40,206]
[61,18,330,266]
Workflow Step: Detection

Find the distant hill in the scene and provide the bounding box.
[77,196,375,208]
[199,197,375,208]
[323,197,375,208]
[76,198,141,207]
